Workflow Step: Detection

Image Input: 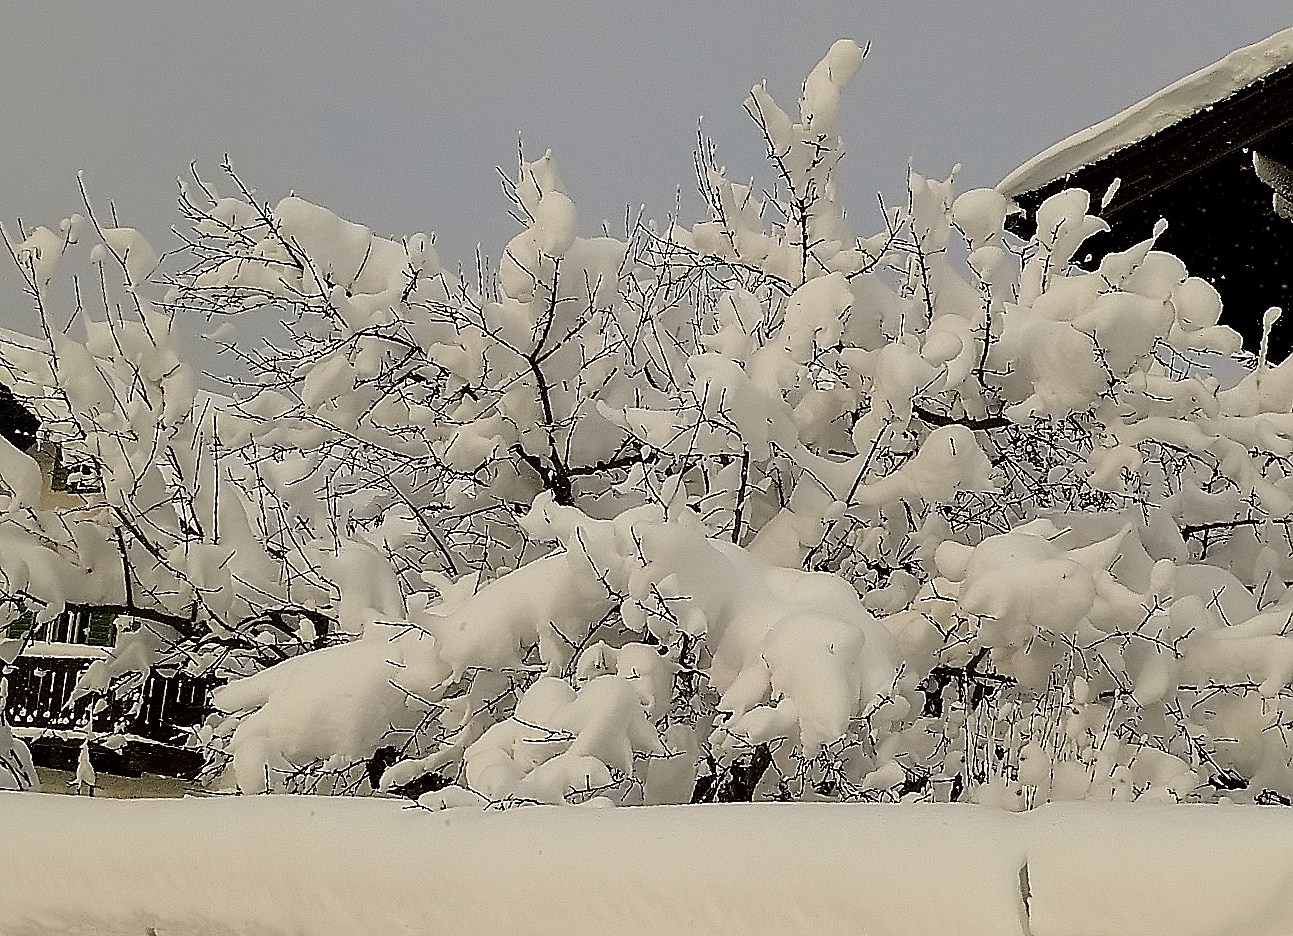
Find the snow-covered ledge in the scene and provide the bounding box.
[2,795,1291,936]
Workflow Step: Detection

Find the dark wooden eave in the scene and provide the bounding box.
[1003,61,1293,357]
[1007,61,1293,235]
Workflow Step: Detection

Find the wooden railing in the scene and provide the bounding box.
[3,651,213,747]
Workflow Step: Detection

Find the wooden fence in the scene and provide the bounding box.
[3,652,213,747]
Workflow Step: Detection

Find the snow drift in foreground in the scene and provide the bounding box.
[2,795,1293,936]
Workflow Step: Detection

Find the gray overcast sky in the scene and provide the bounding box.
[1,3,1290,347]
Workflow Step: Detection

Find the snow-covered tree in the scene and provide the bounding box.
[0,184,336,791]
[7,40,1293,808]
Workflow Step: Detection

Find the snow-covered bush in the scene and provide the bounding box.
[0,186,337,791]
[7,40,1293,808]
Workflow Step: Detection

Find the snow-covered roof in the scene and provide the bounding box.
[0,326,75,442]
[0,324,230,421]
[1000,27,1293,198]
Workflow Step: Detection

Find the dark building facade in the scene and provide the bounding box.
[1001,51,1293,360]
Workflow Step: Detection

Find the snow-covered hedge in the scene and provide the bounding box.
[4,41,1293,809]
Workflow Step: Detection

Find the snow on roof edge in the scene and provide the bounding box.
[999,27,1293,199]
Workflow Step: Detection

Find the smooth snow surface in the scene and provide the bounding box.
[2,796,1293,936]
[1026,806,1293,936]
[1000,27,1293,197]
[0,796,1026,936]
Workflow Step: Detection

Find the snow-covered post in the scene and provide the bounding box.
[74,733,96,796]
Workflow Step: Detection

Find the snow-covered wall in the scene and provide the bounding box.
[3,795,1293,936]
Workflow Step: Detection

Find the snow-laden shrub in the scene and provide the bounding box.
[0,192,334,792]
[6,40,1293,807]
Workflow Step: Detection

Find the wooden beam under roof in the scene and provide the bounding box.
[1006,62,1293,238]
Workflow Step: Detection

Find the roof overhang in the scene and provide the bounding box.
[1001,28,1293,235]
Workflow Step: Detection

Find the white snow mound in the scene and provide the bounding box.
[4,795,1293,936]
